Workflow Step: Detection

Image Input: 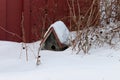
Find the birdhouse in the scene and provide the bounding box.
[40,21,70,51]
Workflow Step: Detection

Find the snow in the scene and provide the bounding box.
[46,21,70,45]
[0,40,120,80]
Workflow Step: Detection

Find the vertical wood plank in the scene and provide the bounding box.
[0,0,7,40]
[23,0,31,42]
[6,0,22,41]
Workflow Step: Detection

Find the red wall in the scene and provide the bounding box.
[0,0,95,42]
[0,0,22,42]
[0,0,6,40]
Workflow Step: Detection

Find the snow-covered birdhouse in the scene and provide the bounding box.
[40,21,70,51]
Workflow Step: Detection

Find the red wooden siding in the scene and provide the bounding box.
[0,0,97,42]
[23,0,31,42]
[6,0,22,42]
[0,0,6,40]
[0,0,22,42]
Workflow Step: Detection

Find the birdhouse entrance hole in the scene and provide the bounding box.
[51,45,56,50]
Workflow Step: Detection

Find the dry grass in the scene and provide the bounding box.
[68,0,120,54]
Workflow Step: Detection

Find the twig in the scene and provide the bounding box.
[0,26,22,40]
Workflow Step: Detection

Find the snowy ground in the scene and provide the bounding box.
[0,41,120,80]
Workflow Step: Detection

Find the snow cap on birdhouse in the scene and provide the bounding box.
[40,21,70,51]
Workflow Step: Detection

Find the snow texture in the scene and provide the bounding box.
[0,40,120,80]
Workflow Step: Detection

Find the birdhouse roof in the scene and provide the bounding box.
[44,21,70,45]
